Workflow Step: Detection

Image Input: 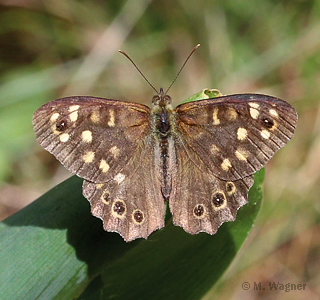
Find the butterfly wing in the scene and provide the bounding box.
[83,138,165,242]
[170,141,254,234]
[33,96,151,183]
[174,94,298,181]
[169,94,297,234]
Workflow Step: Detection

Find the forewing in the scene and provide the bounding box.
[33,96,150,183]
[170,141,254,235]
[175,94,298,181]
[83,140,165,242]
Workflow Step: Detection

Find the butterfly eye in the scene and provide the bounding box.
[152,95,160,104]
[163,95,172,103]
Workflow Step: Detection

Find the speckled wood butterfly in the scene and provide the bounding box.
[32,49,298,242]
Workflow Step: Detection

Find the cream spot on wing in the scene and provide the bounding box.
[69,105,80,122]
[82,130,92,143]
[50,113,60,122]
[99,159,110,173]
[83,151,95,163]
[269,109,279,117]
[221,158,232,171]
[261,129,271,139]
[90,110,100,123]
[69,111,78,122]
[59,133,69,142]
[51,124,60,135]
[249,102,260,119]
[210,144,220,154]
[235,149,248,161]
[108,110,115,127]
[114,173,125,184]
[226,108,238,120]
[69,105,80,112]
[212,108,220,125]
[249,102,260,109]
[237,127,248,141]
[249,108,259,119]
[96,183,104,189]
[109,146,120,159]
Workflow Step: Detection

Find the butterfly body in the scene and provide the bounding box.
[33,91,297,241]
[151,88,175,199]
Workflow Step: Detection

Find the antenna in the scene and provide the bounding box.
[118,44,200,95]
[118,49,158,94]
[165,43,200,95]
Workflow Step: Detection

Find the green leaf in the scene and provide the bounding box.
[182,88,223,103]
[0,89,264,300]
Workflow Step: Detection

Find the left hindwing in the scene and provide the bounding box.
[82,141,165,242]
[175,94,298,181]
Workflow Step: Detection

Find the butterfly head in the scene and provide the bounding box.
[152,88,172,108]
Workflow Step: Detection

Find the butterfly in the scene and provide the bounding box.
[32,85,297,241]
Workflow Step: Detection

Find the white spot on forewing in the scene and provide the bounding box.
[235,149,248,161]
[108,110,115,127]
[221,158,232,171]
[237,127,247,141]
[249,102,260,109]
[109,146,120,159]
[212,108,220,125]
[90,110,100,123]
[261,129,271,139]
[82,130,92,142]
[69,105,80,112]
[50,113,59,122]
[51,124,60,135]
[59,133,69,142]
[249,108,259,119]
[99,159,110,173]
[69,111,78,122]
[68,105,80,122]
[83,151,95,163]
[114,173,125,184]
[269,109,279,117]
[226,108,237,120]
[249,102,260,119]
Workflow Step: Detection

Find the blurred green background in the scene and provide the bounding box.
[0,0,319,299]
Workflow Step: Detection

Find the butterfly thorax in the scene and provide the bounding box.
[151,88,174,136]
[151,88,175,200]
